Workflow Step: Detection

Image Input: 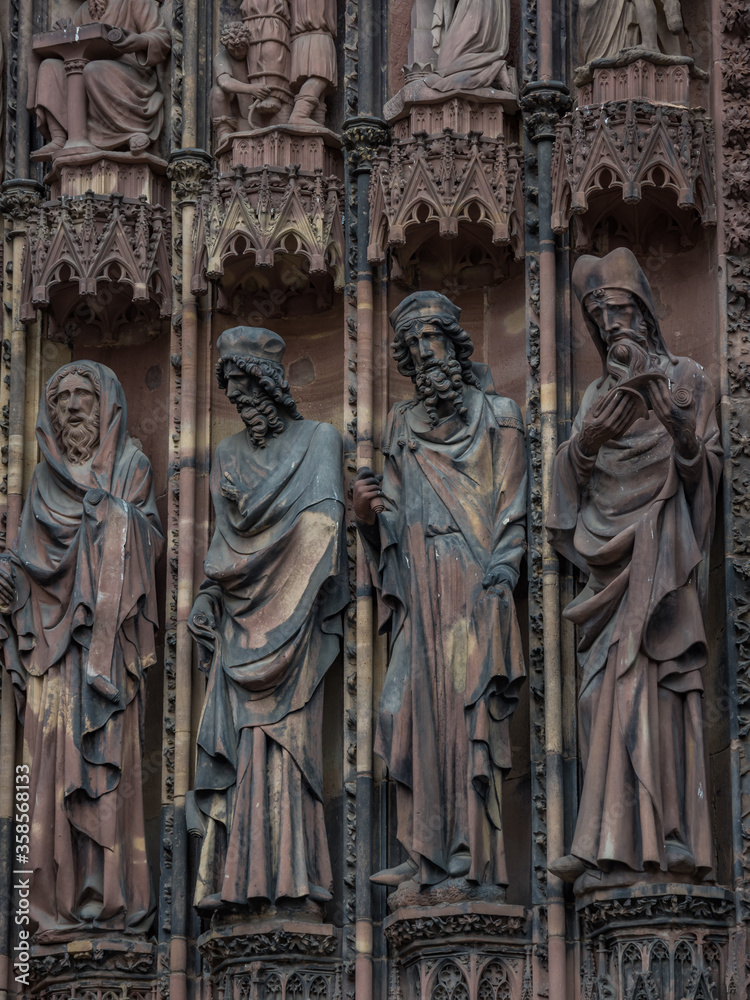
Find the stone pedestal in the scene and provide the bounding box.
[198,916,339,1000]
[45,151,170,206]
[384,85,518,141]
[385,900,530,1000]
[577,59,693,107]
[577,884,734,1000]
[574,51,707,108]
[26,937,156,1000]
[215,126,343,179]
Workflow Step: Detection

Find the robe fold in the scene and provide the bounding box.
[547,357,722,875]
[191,419,347,907]
[366,378,527,886]
[29,0,171,150]
[424,0,510,93]
[0,362,163,941]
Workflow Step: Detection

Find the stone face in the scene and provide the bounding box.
[0,362,163,942]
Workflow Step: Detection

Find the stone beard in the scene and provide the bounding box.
[88,0,108,20]
[217,354,301,447]
[50,382,101,465]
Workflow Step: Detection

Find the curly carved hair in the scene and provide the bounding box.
[220,20,251,51]
[391,315,481,389]
[215,354,302,420]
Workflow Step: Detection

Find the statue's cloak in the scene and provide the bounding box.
[0,361,163,939]
[367,380,527,886]
[192,419,347,905]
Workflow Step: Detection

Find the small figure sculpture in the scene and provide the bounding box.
[29,0,171,160]
[189,327,347,910]
[578,0,684,66]
[424,0,515,94]
[209,21,274,145]
[0,363,164,940]
[354,292,527,890]
[547,248,722,890]
[286,0,337,126]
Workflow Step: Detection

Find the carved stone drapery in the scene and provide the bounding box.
[191,132,345,306]
[367,126,524,266]
[577,885,734,1000]
[385,904,530,1000]
[550,100,716,248]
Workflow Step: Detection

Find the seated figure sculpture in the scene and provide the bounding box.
[0,362,164,940]
[189,327,347,910]
[424,0,515,94]
[354,292,527,891]
[29,0,171,160]
[547,248,722,892]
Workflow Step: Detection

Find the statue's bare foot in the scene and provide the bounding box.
[129,133,151,153]
[370,857,418,886]
[31,139,65,162]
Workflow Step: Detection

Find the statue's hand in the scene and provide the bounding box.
[220,471,245,509]
[578,390,640,457]
[353,468,382,525]
[53,17,75,29]
[648,378,700,460]
[247,84,272,99]
[0,559,16,609]
[110,28,148,54]
[85,488,106,506]
[189,594,217,633]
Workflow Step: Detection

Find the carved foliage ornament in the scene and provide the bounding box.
[368,129,524,264]
[21,192,171,342]
[551,101,716,243]
[191,165,345,294]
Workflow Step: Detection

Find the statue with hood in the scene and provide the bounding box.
[188,327,347,911]
[0,362,163,940]
[353,291,527,892]
[547,248,722,891]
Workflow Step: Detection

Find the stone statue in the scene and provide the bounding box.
[0,362,164,941]
[578,0,683,66]
[547,248,722,891]
[423,0,515,94]
[286,0,337,126]
[354,292,527,891]
[188,327,347,911]
[209,21,275,145]
[29,0,171,160]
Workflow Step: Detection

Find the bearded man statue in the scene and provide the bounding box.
[188,326,347,911]
[0,362,164,940]
[353,291,527,892]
